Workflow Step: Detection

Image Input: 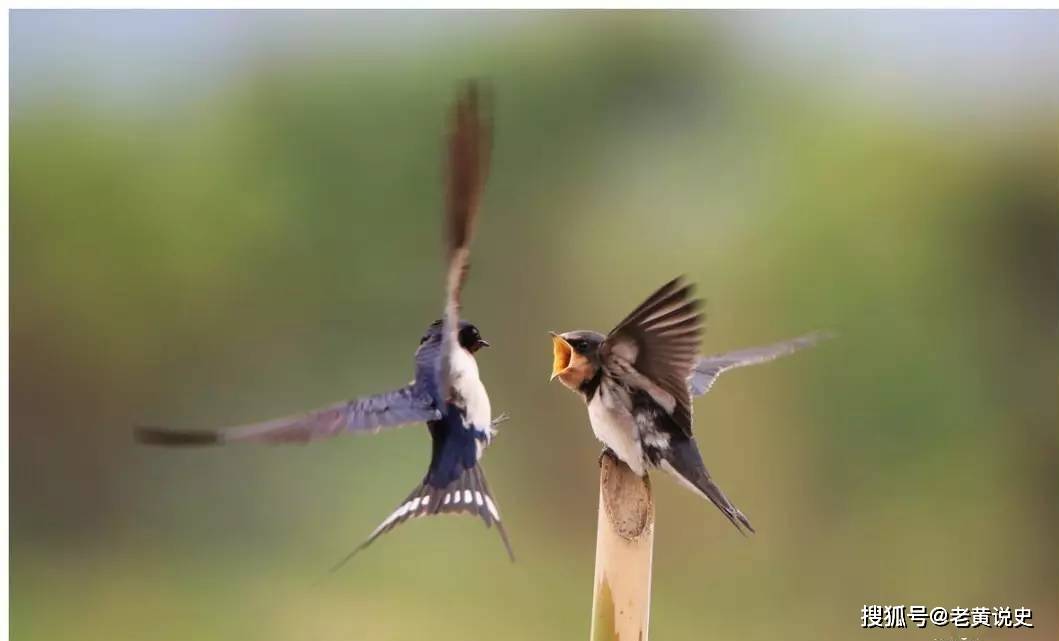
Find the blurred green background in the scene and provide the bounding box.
[10,10,1058,641]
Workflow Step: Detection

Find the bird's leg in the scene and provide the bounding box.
[598,446,617,467]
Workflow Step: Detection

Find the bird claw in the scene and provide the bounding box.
[598,447,616,467]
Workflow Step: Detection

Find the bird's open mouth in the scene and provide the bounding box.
[550,333,572,381]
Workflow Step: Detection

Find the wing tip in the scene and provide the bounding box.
[457,78,495,113]
[134,426,221,447]
[804,329,838,345]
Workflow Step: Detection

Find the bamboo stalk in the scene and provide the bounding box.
[590,450,655,641]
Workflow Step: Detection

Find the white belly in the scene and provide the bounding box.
[587,392,645,476]
[449,347,492,430]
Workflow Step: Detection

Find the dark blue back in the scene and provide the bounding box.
[425,407,481,488]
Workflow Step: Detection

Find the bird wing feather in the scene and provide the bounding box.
[689,330,834,396]
[601,277,703,437]
[437,81,492,402]
[136,385,440,446]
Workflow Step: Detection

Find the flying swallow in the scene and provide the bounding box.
[549,277,830,534]
[137,82,514,566]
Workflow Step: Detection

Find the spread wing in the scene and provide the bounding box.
[689,330,834,396]
[135,385,441,446]
[437,81,492,400]
[600,277,703,437]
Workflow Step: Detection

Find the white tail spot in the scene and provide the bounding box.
[409,497,421,511]
[484,495,500,520]
[420,495,430,508]
[443,493,451,505]
[379,509,399,529]
[453,491,462,504]
[474,491,484,506]
[463,489,473,504]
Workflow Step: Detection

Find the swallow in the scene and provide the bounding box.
[137,82,514,567]
[549,277,830,534]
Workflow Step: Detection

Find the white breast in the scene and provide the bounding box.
[449,347,492,432]
[587,389,646,476]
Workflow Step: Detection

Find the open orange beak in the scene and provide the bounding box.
[550,332,573,381]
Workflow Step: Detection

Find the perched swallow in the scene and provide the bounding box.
[550,277,830,534]
[137,83,514,566]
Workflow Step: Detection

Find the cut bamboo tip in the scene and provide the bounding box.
[590,451,655,641]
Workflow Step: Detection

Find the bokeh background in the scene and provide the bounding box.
[10,10,1058,641]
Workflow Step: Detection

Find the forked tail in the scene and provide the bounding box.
[330,463,513,572]
[661,437,755,535]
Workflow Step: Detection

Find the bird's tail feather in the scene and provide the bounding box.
[689,469,755,535]
[661,438,755,535]
[330,463,513,572]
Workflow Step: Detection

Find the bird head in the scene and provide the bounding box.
[421,319,491,354]
[458,321,490,353]
[550,330,605,391]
